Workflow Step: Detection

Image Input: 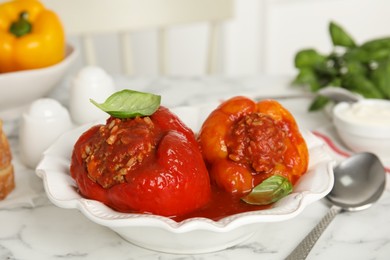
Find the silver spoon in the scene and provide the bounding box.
[286,152,387,260]
[318,86,363,103]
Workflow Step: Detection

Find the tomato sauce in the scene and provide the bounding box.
[172,184,270,222]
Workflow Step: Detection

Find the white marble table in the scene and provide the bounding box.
[1,74,390,260]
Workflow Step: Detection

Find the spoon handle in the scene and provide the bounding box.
[285,205,342,260]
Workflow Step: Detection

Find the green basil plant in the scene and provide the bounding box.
[293,21,390,111]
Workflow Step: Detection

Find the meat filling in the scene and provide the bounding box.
[227,113,287,174]
[82,117,158,188]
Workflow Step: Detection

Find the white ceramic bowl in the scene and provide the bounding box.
[36,104,334,254]
[0,44,78,119]
[333,99,390,164]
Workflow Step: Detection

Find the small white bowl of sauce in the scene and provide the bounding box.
[333,99,390,163]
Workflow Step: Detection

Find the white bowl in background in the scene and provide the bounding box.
[0,44,78,119]
[333,99,390,163]
[36,104,334,254]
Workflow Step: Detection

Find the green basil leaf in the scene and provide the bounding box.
[328,77,342,87]
[294,49,326,69]
[90,89,161,118]
[366,48,390,62]
[341,74,384,99]
[314,60,338,78]
[343,47,369,63]
[309,95,330,111]
[344,60,367,76]
[329,21,356,48]
[241,175,293,205]
[361,37,390,52]
[292,68,322,92]
[359,38,390,62]
[370,57,390,98]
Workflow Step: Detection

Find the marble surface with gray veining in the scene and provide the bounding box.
[1,74,390,260]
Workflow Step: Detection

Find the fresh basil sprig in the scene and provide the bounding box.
[293,21,390,111]
[329,21,356,48]
[241,175,293,205]
[90,89,161,118]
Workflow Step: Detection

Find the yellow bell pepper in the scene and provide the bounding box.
[0,0,65,73]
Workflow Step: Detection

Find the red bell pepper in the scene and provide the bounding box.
[70,106,211,217]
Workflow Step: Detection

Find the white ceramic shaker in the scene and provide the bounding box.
[19,98,73,169]
[69,66,116,125]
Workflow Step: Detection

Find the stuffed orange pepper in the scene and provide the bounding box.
[198,96,309,204]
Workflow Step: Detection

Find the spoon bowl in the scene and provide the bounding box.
[327,152,386,211]
[287,152,386,260]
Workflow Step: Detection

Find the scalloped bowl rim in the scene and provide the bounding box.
[36,105,334,234]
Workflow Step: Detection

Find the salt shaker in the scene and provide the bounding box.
[69,66,116,125]
[19,98,73,169]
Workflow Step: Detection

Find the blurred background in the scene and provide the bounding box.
[41,0,390,77]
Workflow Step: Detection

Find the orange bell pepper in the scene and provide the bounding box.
[198,96,309,194]
[0,0,65,73]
